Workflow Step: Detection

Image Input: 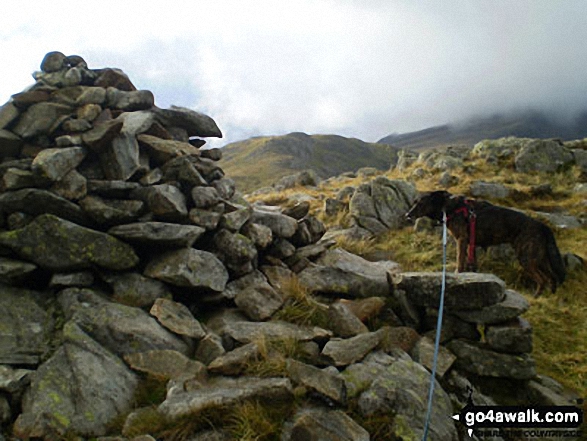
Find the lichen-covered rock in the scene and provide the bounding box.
[514,139,574,173]
[207,342,260,375]
[283,408,369,441]
[14,322,138,439]
[108,221,205,248]
[391,272,506,311]
[150,298,206,339]
[321,331,382,366]
[144,248,228,292]
[124,349,206,380]
[286,359,347,405]
[446,339,536,379]
[0,285,54,365]
[485,317,533,354]
[299,248,394,298]
[452,289,529,324]
[0,214,139,271]
[158,377,292,420]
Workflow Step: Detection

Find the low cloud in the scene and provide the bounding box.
[2,1,587,147]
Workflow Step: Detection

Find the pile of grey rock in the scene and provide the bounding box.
[0,53,579,441]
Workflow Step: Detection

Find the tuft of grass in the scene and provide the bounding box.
[224,399,292,441]
[272,276,329,328]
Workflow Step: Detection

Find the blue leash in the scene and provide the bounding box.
[422,211,448,441]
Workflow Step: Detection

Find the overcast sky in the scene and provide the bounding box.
[2,1,587,147]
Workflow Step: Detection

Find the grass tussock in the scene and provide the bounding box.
[272,276,329,329]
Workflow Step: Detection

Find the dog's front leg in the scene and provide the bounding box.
[456,239,467,272]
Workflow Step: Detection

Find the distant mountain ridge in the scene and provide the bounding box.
[219,132,394,192]
[378,110,587,151]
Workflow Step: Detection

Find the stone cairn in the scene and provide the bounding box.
[0,52,577,441]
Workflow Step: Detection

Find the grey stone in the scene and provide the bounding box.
[409,336,456,378]
[391,272,506,311]
[222,321,331,345]
[356,359,457,441]
[298,249,393,298]
[452,289,529,324]
[77,103,102,121]
[107,89,154,112]
[79,196,144,226]
[189,207,222,230]
[152,105,222,138]
[535,211,582,229]
[285,409,369,441]
[101,272,170,308]
[327,301,369,337]
[242,222,273,248]
[0,214,138,271]
[220,204,252,232]
[208,342,260,375]
[192,186,221,208]
[13,102,73,139]
[0,188,86,224]
[108,222,205,248]
[65,291,189,357]
[50,271,94,288]
[274,170,320,190]
[86,179,141,198]
[324,197,347,217]
[195,333,226,365]
[470,181,510,199]
[515,139,574,173]
[0,129,23,157]
[446,339,536,379]
[81,120,124,151]
[213,229,257,267]
[143,184,188,221]
[0,256,37,284]
[13,322,138,439]
[62,118,92,132]
[234,283,284,321]
[485,317,533,354]
[0,285,53,365]
[251,208,298,238]
[144,248,229,292]
[158,377,292,420]
[137,134,201,164]
[0,365,32,394]
[150,298,205,339]
[286,359,347,405]
[51,169,87,200]
[100,132,141,181]
[1,167,46,190]
[0,102,20,131]
[124,350,206,380]
[40,51,67,72]
[321,331,382,366]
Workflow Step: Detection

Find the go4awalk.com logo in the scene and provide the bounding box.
[452,396,584,438]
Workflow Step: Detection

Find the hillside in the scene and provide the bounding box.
[378,110,587,151]
[219,132,395,192]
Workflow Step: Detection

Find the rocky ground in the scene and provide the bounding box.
[0,52,584,441]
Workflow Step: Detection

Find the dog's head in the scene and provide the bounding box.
[405,190,452,222]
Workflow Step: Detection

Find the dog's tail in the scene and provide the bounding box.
[542,224,566,292]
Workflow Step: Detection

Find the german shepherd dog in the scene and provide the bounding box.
[405,190,566,296]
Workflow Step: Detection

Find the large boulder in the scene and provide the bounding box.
[14,322,138,439]
[349,178,417,235]
[514,139,574,173]
[0,214,139,271]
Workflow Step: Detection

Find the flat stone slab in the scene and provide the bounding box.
[150,298,206,339]
[392,272,506,311]
[485,318,533,354]
[321,331,382,366]
[158,377,292,420]
[208,342,260,375]
[286,359,347,405]
[0,214,139,272]
[108,222,205,248]
[222,321,331,345]
[144,248,228,292]
[124,349,206,380]
[446,339,536,380]
[452,289,530,324]
[284,408,369,441]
